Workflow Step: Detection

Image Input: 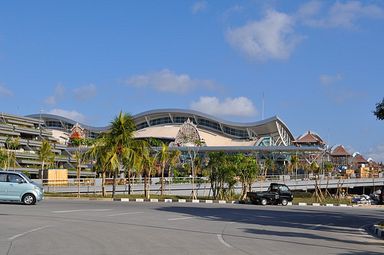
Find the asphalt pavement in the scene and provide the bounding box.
[0,200,383,255]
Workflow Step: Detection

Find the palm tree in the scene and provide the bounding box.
[103,111,136,198]
[290,154,299,179]
[5,136,19,170]
[159,143,169,196]
[167,149,181,193]
[73,149,84,198]
[85,137,110,197]
[86,112,145,198]
[38,140,54,182]
[135,146,157,199]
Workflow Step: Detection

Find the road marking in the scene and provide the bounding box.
[52,209,112,213]
[168,216,195,221]
[308,224,323,230]
[107,212,144,217]
[308,223,334,230]
[217,234,232,248]
[8,225,51,241]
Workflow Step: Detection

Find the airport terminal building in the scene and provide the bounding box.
[28,109,295,148]
[0,109,339,177]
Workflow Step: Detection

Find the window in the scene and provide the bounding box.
[197,118,221,131]
[149,117,172,126]
[279,185,289,192]
[0,173,6,182]
[136,122,149,130]
[8,174,24,183]
[223,126,248,138]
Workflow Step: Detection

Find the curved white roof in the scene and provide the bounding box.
[27,108,295,146]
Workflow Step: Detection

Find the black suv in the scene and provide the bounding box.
[247,183,293,206]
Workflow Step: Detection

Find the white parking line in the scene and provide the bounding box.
[8,225,51,241]
[217,234,232,248]
[52,209,112,213]
[168,216,196,221]
[107,212,144,217]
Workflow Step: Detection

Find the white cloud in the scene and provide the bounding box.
[191,1,207,14]
[297,0,323,19]
[73,84,97,101]
[365,144,384,163]
[226,10,302,60]
[319,73,342,86]
[47,109,86,123]
[300,1,384,28]
[0,84,13,97]
[44,84,65,105]
[190,96,257,117]
[126,69,215,94]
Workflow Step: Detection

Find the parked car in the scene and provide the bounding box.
[247,183,293,206]
[0,171,44,205]
[351,194,372,204]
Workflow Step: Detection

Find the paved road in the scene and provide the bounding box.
[0,200,383,255]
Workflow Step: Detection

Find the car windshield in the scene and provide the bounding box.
[19,172,32,183]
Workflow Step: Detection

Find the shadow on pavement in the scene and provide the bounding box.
[156,205,384,252]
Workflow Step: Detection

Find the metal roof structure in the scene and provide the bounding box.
[28,108,295,147]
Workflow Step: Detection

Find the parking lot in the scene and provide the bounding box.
[0,199,383,255]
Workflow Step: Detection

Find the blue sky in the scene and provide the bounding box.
[0,1,384,161]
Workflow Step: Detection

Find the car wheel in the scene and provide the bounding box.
[22,193,36,205]
[281,199,288,206]
[261,198,268,206]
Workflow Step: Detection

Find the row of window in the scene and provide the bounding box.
[136,116,249,139]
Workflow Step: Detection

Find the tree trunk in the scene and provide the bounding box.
[127,168,131,195]
[144,174,150,199]
[101,171,106,197]
[112,169,117,199]
[160,162,165,196]
[240,181,247,200]
[41,161,45,183]
[77,164,80,198]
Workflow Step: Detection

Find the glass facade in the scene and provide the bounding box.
[149,117,172,126]
[197,118,221,132]
[222,126,248,138]
[136,122,149,130]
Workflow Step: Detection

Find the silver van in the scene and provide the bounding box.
[0,171,44,205]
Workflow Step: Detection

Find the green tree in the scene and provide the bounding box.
[264,158,275,176]
[310,161,320,175]
[186,139,204,199]
[0,149,7,169]
[206,152,224,199]
[135,146,157,199]
[38,140,54,181]
[290,155,299,178]
[373,98,384,120]
[236,154,259,200]
[85,136,110,197]
[4,136,20,170]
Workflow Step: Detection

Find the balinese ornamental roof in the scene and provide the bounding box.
[331,145,351,157]
[294,131,325,145]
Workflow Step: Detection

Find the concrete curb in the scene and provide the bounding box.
[46,197,384,208]
[112,198,237,204]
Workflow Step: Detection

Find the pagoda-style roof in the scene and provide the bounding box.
[331,145,351,157]
[353,153,368,164]
[293,131,325,146]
